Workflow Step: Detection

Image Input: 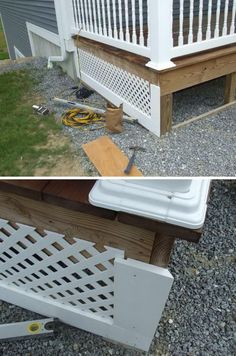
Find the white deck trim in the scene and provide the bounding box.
[14,46,25,59]
[26,22,60,56]
[0,13,11,59]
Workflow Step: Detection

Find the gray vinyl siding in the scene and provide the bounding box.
[0,0,58,59]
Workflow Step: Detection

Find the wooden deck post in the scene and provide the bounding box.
[150,233,176,268]
[224,72,236,104]
[160,94,173,135]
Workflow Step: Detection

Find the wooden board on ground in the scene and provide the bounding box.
[82,136,143,177]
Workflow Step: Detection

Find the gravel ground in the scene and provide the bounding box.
[173,77,225,124]
[0,180,235,356]
[0,58,235,177]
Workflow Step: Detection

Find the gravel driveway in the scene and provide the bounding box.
[0,180,235,356]
[0,58,235,177]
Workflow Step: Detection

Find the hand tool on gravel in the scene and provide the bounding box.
[124,146,146,175]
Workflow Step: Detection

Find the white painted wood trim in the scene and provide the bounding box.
[0,13,11,59]
[14,46,25,59]
[172,33,236,58]
[146,0,175,70]
[150,84,161,137]
[114,258,174,349]
[0,258,173,352]
[26,22,60,57]
[71,27,151,58]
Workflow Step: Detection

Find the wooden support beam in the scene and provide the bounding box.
[0,180,49,200]
[224,72,236,104]
[158,47,236,96]
[150,233,176,268]
[161,94,173,135]
[117,212,202,243]
[0,191,155,263]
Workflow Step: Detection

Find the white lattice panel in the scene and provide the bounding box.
[0,218,124,321]
[78,48,151,117]
[0,217,173,351]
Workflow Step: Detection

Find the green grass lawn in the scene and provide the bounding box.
[0,70,69,176]
[0,20,9,60]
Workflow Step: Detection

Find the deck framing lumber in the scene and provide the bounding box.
[160,94,173,135]
[0,191,155,263]
[75,37,236,135]
[224,72,236,104]
[150,233,176,268]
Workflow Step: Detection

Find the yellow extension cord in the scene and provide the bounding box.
[62,108,105,130]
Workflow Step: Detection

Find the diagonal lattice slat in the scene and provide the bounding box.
[0,218,124,320]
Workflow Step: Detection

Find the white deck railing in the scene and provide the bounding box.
[68,0,236,70]
[71,0,151,57]
[172,0,236,58]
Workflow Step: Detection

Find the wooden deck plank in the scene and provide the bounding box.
[42,180,116,219]
[0,180,49,200]
[82,136,143,177]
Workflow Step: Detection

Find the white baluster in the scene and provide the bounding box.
[139,0,144,46]
[223,0,229,36]
[80,0,86,31]
[214,0,221,38]
[91,0,98,34]
[206,0,212,40]
[72,0,79,28]
[197,0,204,42]
[147,0,150,47]
[96,0,102,35]
[83,0,89,31]
[107,0,112,37]
[125,0,130,42]
[179,0,184,46]
[188,0,194,43]
[112,0,118,39]
[78,0,84,29]
[101,0,107,36]
[88,0,94,32]
[230,0,236,34]
[131,0,137,44]
[118,0,124,40]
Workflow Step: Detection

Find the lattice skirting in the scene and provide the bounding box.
[76,48,161,136]
[0,218,173,351]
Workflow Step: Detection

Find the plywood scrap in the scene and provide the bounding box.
[82,136,143,177]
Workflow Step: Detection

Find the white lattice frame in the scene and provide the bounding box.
[0,218,173,351]
[74,48,161,136]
